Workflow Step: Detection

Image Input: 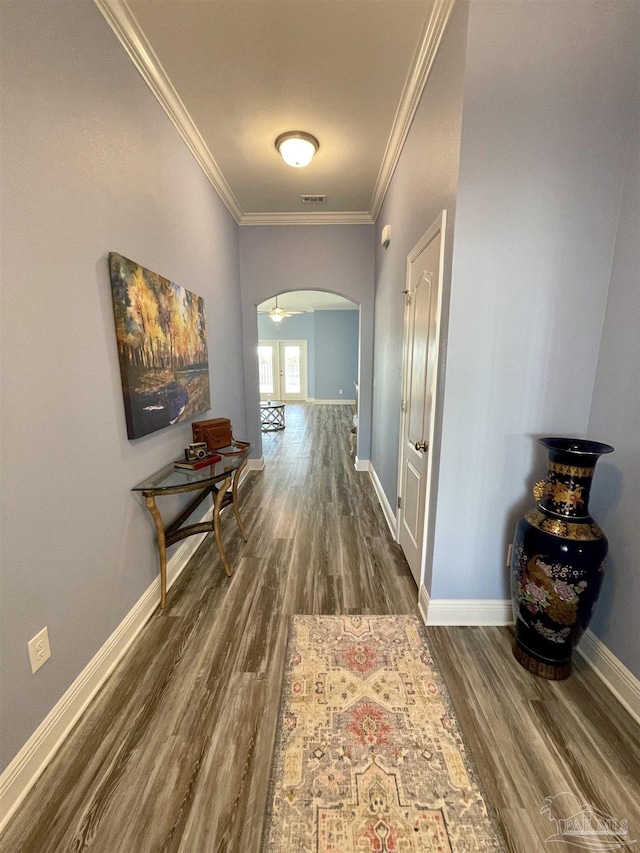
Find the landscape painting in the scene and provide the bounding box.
[109,253,211,439]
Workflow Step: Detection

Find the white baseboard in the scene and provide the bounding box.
[425,598,513,626]
[354,457,370,472]
[418,584,430,624]
[577,629,640,725]
[245,456,264,472]
[417,588,511,628]
[314,399,356,405]
[0,504,213,833]
[368,463,397,539]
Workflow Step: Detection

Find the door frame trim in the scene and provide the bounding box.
[395,211,447,588]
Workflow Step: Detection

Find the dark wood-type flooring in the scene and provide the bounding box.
[2,404,638,852]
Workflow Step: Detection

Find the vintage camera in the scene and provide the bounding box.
[185,442,209,462]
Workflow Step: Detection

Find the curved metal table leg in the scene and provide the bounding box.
[145,495,167,609]
[232,459,249,542]
[213,474,234,576]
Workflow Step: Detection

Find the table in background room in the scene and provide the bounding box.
[260,401,286,431]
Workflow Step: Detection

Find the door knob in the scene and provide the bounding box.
[414,440,429,452]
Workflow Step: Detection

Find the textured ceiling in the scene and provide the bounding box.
[112,0,435,219]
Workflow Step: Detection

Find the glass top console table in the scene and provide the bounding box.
[132,444,251,608]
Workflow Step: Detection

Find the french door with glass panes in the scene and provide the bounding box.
[258,340,307,401]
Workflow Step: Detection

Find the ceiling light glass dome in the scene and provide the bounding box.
[275,132,319,168]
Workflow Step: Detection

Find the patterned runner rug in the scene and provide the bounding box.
[262,615,506,852]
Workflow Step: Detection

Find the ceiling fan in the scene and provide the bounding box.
[258,295,307,323]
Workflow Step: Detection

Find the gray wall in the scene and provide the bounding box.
[587,67,640,678]
[314,311,359,401]
[257,313,316,397]
[239,225,374,459]
[371,0,638,620]
[0,2,244,771]
[372,0,469,591]
[430,0,638,602]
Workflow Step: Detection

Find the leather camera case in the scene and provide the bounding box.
[191,418,233,452]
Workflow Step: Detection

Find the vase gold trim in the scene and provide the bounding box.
[524,510,603,541]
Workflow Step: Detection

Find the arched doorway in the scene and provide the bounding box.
[254,289,361,457]
[257,290,358,403]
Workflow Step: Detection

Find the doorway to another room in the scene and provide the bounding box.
[256,289,360,462]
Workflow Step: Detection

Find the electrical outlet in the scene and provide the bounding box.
[339,389,343,395]
[28,627,51,674]
[506,544,513,567]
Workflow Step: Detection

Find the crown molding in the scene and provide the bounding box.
[239,211,374,226]
[94,0,243,223]
[368,0,457,220]
[95,0,454,226]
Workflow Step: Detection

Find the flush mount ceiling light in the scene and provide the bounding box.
[275,131,319,168]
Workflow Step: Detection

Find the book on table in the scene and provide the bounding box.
[174,453,221,470]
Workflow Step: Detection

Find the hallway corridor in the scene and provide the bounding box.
[2,404,639,852]
[0,404,418,853]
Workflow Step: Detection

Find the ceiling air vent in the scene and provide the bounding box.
[301,194,327,204]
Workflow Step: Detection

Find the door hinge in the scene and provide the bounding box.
[397,496,402,509]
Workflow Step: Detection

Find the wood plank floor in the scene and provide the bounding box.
[2,403,639,852]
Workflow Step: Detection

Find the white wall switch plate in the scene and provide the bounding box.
[28,627,51,674]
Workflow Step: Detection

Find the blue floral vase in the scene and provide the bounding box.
[510,437,613,680]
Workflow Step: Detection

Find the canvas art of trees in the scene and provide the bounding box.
[109,252,211,439]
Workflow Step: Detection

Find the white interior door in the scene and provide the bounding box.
[397,214,445,586]
[258,340,307,401]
